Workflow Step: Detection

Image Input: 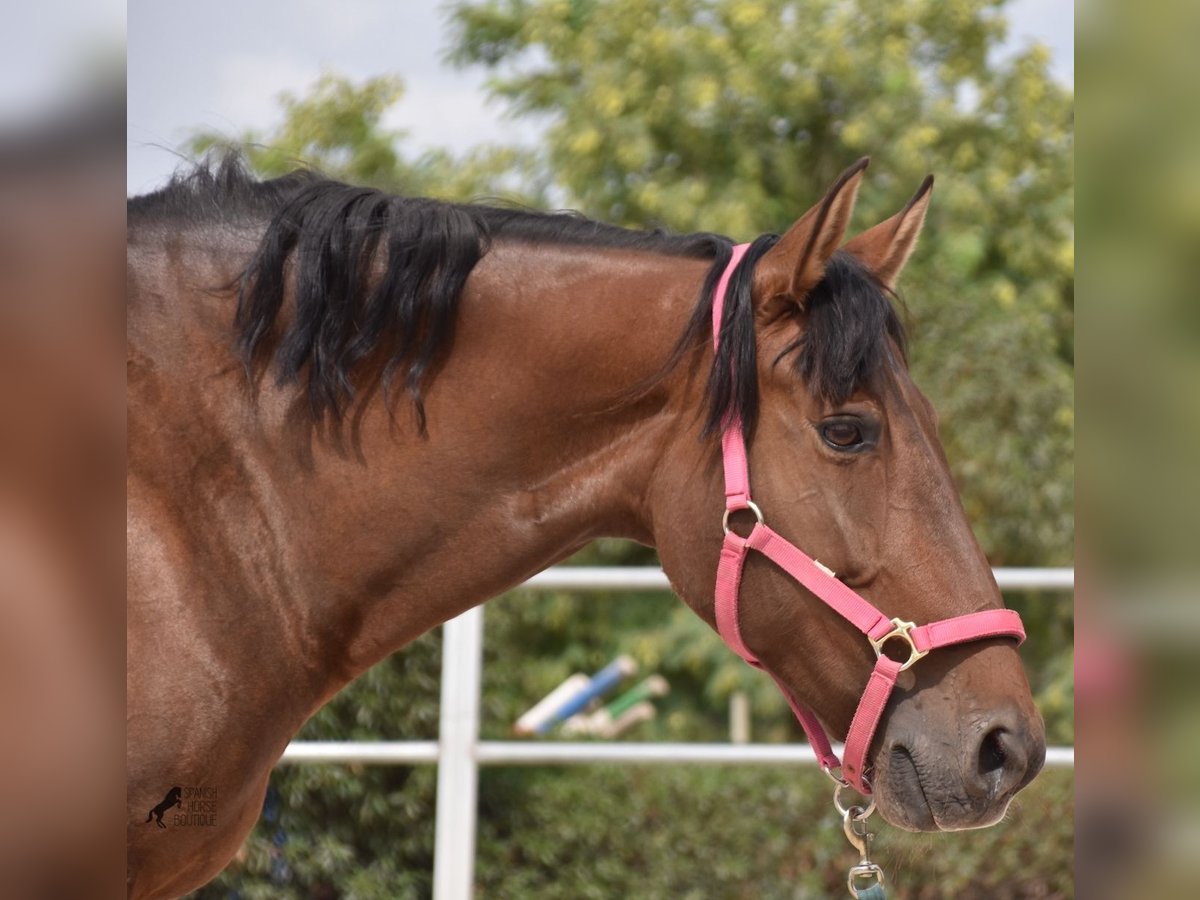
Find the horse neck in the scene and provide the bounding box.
[136,236,713,695]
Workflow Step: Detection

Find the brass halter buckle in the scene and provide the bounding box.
[868,617,929,673]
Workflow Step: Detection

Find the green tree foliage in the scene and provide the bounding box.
[474,767,1073,899]
[191,2,1072,896]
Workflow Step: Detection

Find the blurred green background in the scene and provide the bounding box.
[1074,2,1200,899]
[186,1,1074,897]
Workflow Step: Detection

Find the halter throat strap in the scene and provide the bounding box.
[709,243,1025,794]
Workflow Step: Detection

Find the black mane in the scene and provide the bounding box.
[128,154,905,436]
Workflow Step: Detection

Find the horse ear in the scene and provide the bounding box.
[842,175,934,290]
[754,157,869,307]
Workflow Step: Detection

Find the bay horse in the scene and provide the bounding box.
[127,155,1045,898]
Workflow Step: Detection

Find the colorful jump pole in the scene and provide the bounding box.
[600,701,657,738]
[513,674,589,736]
[564,675,668,736]
[534,655,636,734]
[605,675,669,718]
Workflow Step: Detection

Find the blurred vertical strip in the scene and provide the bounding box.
[0,1,125,895]
[1078,0,1200,896]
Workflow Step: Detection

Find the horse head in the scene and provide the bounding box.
[653,161,1046,832]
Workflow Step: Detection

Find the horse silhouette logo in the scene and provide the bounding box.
[146,786,183,828]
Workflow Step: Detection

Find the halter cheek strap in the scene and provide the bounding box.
[710,243,1025,794]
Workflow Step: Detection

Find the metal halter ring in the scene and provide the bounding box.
[825,763,873,796]
[721,500,764,536]
[833,781,876,821]
[822,764,851,789]
[868,617,929,673]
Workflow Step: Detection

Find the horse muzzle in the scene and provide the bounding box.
[869,650,1047,831]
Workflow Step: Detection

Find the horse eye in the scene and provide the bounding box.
[820,420,865,450]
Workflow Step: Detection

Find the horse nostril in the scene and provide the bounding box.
[974,719,1044,799]
[978,727,1010,778]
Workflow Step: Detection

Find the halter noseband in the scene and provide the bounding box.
[710,243,1025,795]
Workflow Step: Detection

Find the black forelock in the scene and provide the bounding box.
[693,245,907,440]
[787,251,908,405]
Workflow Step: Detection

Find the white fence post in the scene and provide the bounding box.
[432,606,483,900]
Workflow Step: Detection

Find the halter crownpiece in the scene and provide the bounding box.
[709,242,1025,795]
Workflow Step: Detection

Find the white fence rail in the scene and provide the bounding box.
[278,565,1074,900]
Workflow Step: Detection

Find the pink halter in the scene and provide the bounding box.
[711,243,1025,794]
